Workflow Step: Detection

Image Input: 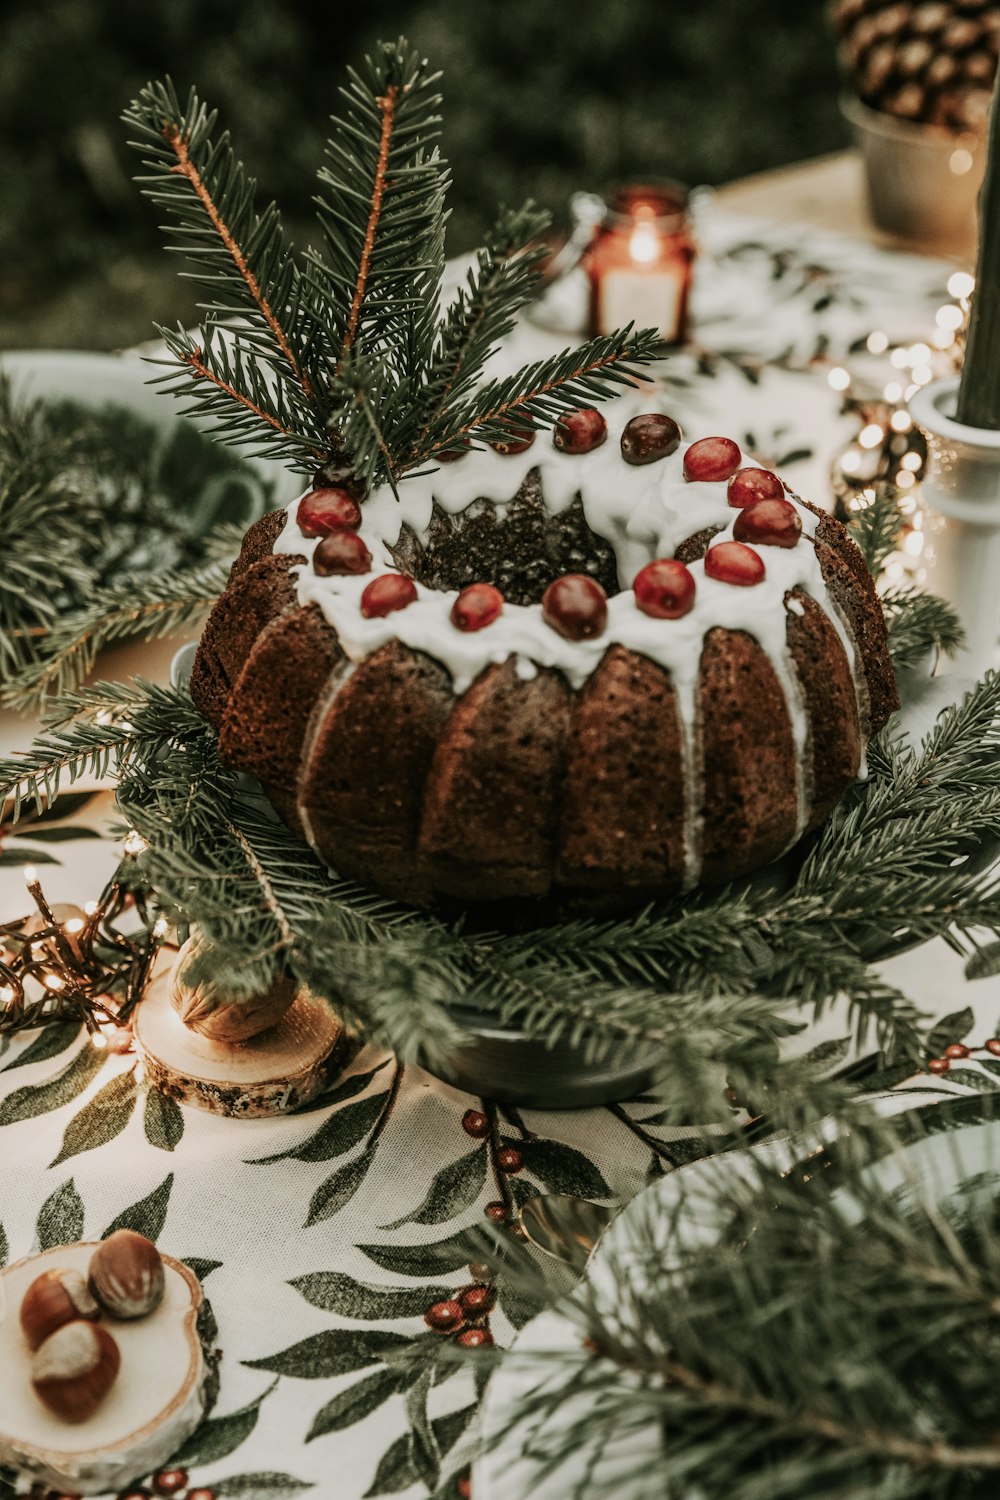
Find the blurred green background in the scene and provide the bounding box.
[0,0,845,351]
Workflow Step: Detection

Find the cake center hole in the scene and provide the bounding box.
[390,487,621,606]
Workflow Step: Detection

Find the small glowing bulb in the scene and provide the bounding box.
[904,383,920,401]
[859,423,885,449]
[948,270,975,299]
[91,1031,108,1051]
[890,347,911,369]
[932,327,956,350]
[841,451,862,474]
[896,469,917,489]
[84,901,98,916]
[866,330,890,354]
[949,147,974,177]
[908,343,932,366]
[64,917,85,935]
[628,221,659,265]
[890,410,913,433]
[904,528,925,554]
[22,865,37,887]
[0,986,14,1008]
[936,304,964,330]
[44,974,64,992]
[911,364,933,386]
[123,831,148,857]
[901,449,922,470]
[153,918,169,938]
[883,381,903,403]
[827,366,851,391]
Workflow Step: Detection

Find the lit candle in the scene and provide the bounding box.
[583,183,695,344]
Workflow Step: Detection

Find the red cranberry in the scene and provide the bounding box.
[497,1146,523,1173]
[541,575,608,641]
[727,466,785,508]
[620,412,682,465]
[732,498,802,550]
[297,487,363,538]
[704,541,765,586]
[360,574,418,618]
[311,461,366,501]
[489,424,535,456]
[459,1284,496,1316]
[927,1057,951,1075]
[484,1201,507,1223]
[456,1475,472,1499]
[633,559,696,620]
[451,584,504,632]
[683,437,742,483]
[187,1492,218,1500]
[313,531,372,576]
[152,1473,188,1497]
[457,1327,494,1348]
[462,1109,489,1139]
[944,1043,970,1059]
[987,1038,1000,1056]
[553,408,607,455]
[425,1299,464,1332]
[437,436,472,462]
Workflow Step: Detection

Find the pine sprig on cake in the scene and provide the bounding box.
[123,42,659,488]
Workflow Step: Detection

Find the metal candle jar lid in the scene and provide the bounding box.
[577,181,696,345]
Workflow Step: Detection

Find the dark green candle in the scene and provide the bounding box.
[956,87,1000,430]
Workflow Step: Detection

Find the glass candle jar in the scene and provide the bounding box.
[579,183,695,345]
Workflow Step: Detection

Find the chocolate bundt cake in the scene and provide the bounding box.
[190,399,898,911]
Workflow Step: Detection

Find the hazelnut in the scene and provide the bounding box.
[88,1230,165,1320]
[20,1268,100,1351]
[31,1320,120,1422]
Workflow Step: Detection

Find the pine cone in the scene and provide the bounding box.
[832,0,999,129]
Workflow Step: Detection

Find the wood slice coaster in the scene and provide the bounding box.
[133,955,344,1118]
[0,1243,217,1496]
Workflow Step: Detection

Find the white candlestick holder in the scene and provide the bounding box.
[910,376,1000,679]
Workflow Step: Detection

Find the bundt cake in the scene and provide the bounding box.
[190,397,898,911]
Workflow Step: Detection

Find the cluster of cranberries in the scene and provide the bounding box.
[44,1468,212,1500]
[296,416,805,638]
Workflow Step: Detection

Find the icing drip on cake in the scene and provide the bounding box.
[274,402,867,888]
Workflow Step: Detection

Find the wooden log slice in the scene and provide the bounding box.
[133,953,344,1118]
[0,1243,217,1496]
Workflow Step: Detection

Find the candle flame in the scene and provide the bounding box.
[629,221,659,265]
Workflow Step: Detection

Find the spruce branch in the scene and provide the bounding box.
[845,484,906,577]
[883,585,965,673]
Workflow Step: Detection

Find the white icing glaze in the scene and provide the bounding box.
[272,396,869,884]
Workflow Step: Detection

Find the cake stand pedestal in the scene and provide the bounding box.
[134,952,344,1118]
[910,376,1000,679]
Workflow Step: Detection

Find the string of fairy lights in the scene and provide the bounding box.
[827,269,975,586]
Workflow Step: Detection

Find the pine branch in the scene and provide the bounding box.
[5,551,232,710]
[883,585,965,673]
[845,485,906,576]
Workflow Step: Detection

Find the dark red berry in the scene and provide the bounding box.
[313,531,372,576]
[361,574,418,618]
[633,558,696,619]
[187,1491,218,1500]
[732,498,802,549]
[704,541,765,586]
[553,408,607,455]
[944,1043,971,1059]
[459,1284,497,1316]
[497,1146,523,1174]
[727,466,785,508]
[452,584,504,632]
[425,1299,464,1332]
[456,1474,472,1500]
[927,1057,951,1075]
[312,461,366,501]
[152,1473,188,1498]
[987,1038,1000,1056]
[484,1201,507,1223]
[468,1261,494,1281]
[457,1327,495,1348]
[462,1109,489,1139]
[489,424,535,456]
[542,575,608,641]
[437,436,472,462]
[297,487,363,538]
[620,412,682,465]
[683,436,742,483]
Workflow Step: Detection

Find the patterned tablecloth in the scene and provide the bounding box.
[1,208,998,1500]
